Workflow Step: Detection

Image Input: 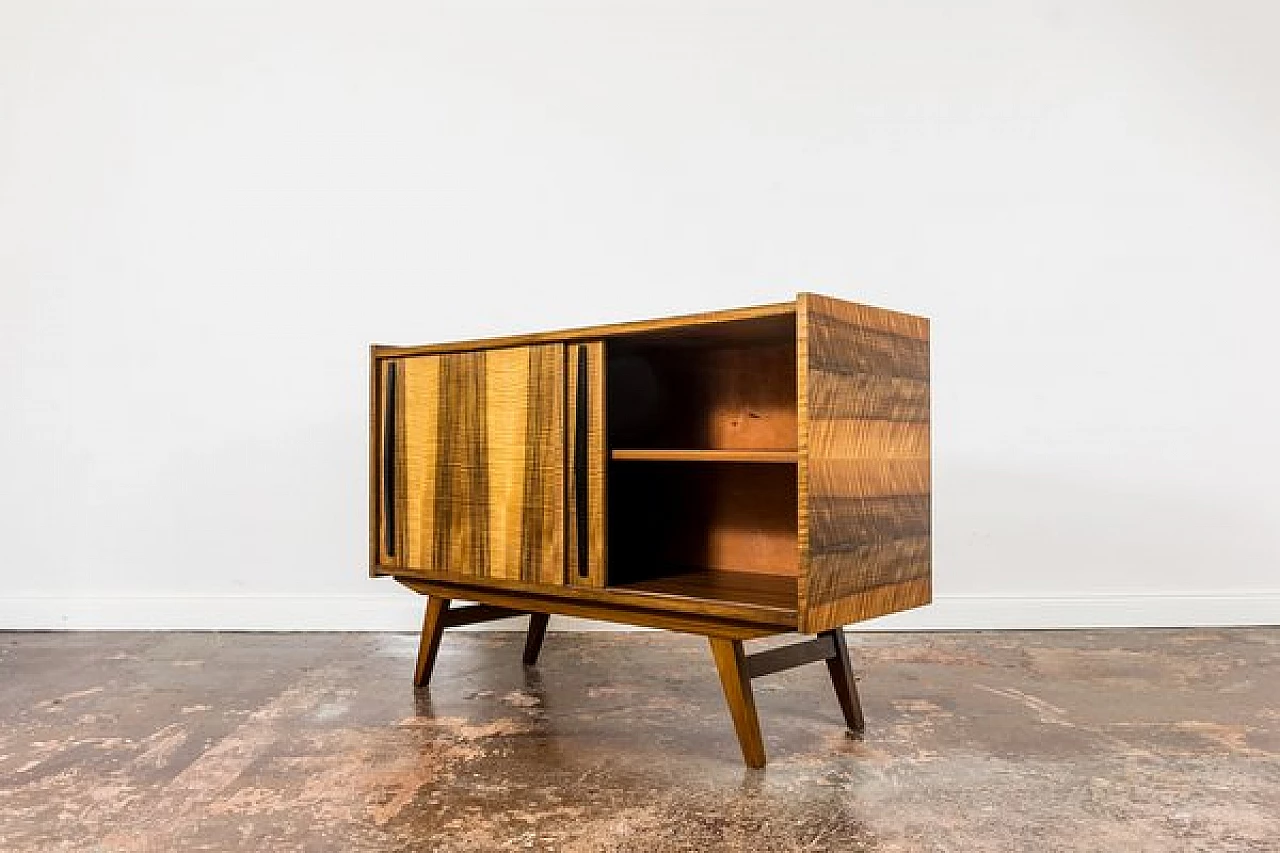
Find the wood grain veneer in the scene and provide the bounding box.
[567,342,607,588]
[797,293,931,633]
[377,344,566,584]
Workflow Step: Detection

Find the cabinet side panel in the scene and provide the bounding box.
[374,357,421,572]
[370,351,383,575]
[799,293,931,633]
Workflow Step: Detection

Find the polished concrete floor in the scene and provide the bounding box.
[0,628,1275,852]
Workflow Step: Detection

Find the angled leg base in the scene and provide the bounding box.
[413,596,452,687]
[709,637,766,768]
[820,628,865,733]
[412,597,534,687]
[710,628,866,767]
[523,613,551,666]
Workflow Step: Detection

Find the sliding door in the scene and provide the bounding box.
[375,344,566,584]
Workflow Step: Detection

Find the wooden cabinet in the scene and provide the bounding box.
[370,293,930,766]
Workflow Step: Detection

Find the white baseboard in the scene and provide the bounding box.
[1,592,1276,631]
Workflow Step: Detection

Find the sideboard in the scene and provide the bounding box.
[370,292,931,766]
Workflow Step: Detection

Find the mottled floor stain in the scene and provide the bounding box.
[0,629,1275,852]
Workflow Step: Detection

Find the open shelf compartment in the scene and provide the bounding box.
[603,314,801,612]
[606,312,797,454]
[605,458,800,614]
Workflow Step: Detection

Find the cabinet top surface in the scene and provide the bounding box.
[371,292,928,358]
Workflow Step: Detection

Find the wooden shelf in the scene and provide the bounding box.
[610,449,798,463]
[611,569,798,613]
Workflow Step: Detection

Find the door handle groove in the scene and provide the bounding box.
[383,360,397,558]
[574,347,589,578]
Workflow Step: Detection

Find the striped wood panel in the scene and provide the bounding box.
[377,344,566,584]
[567,342,607,587]
[798,293,931,632]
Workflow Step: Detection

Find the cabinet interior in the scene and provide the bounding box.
[604,314,800,611]
[606,313,797,452]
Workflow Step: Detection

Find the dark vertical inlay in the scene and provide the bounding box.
[383,360,397,558]
[574,346,590,578]
[563,350,573,582]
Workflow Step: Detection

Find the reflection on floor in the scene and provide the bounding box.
[0,628,1275,852]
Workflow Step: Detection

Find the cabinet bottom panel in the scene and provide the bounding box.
[388,568,796,629]
[609,569,796,613]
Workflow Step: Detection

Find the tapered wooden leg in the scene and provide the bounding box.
[523,612,550,666]
[820,628,865,732]
[413,596,451,687]
[709,637,766,768]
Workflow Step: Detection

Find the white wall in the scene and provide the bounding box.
[2,0,1277,630]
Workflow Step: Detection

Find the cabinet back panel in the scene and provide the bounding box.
[608,462,798,580]
[608,334,797,451]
